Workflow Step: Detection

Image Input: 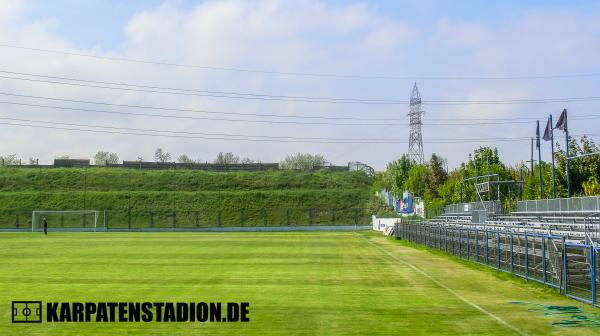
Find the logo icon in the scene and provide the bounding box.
[12,301,42,323]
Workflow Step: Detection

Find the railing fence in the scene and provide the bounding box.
[396,220,599,307]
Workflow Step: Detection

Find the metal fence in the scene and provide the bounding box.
[516,196,600,214]
[396,220,599,307]
[443,200,502,215]
[0,208,369,231]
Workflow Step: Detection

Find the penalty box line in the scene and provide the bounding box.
[358,234,527,336]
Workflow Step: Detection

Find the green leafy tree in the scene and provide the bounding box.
[214,152,240,164]
[177,154,195,164]
[555,135,600,196]
[280,153,326,170]
[424,153,448,199]
[94,151,119,165]
[382,154,413,194]
[582,177,600,196]
[403,164,428,197]
[0,154,19,166]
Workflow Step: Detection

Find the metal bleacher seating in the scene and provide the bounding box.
[435,197,600,246]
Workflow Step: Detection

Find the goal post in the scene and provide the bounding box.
[32,210,101,232]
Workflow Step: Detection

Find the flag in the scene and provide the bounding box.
[555,108,567,131]
[542,117,552,141]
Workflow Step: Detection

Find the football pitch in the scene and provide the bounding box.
[0,231,598,335]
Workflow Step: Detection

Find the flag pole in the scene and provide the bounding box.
[564,109,571,198]
[536,120,543,199]
[549,114,556,198]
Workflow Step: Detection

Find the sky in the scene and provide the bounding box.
[0,0,599,170]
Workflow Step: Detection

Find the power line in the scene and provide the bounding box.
[0,73,403,104]
[2,91,597,122]
[0,116,548,143]
[4,100,600,127]
[1,93,600,127]
[1,117,597,145]
[0,101,393,126]
[2,43,600,81]
[0,91,393,121]
[0,70,403,104]
[4,73,600,106]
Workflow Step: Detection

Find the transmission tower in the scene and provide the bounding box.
[407,82,425,164]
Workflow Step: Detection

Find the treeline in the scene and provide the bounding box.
[374,135,600,213]
[1,150,332,171]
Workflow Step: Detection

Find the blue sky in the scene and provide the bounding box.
[24,1,600,50]
[0,0,599,169]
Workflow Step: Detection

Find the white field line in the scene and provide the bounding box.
[360,235,527,336]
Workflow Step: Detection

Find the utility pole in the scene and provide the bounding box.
[564,109,571,198]
[529,138,534,175]
[519,166,524,201]
[549,114,556,198]
[536,121,544,199]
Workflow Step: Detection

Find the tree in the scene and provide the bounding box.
[178,154,195,164]
[154,148,171,163]
[214,152,240,164]
[424,153,448,199]
[403,165,428,197]
[94,151,119,165]
[555,135,600,196]
[28,157,37,165]
[438,170,463,204]
[280,153,326,170]
[385,154,414,195]
[583,177,600,196]
[0,154,19,166]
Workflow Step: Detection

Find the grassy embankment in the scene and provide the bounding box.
[0,168,372,228]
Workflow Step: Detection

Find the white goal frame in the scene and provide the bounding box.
[32,210,101,232]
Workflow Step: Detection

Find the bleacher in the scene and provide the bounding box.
[514,196,600,216]
[399,196,600,306]
[434,197,600,246]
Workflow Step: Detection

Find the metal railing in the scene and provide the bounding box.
[516,196,600,214]
[584,212,600,247]
[443,200,502,215]
[396,220,599,307]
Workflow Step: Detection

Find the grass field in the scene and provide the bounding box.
[0,231,598,335]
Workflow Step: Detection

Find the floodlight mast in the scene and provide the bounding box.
[407,83,425,164]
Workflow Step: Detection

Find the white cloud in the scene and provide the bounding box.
[0,0,419,167]
[0,2,598,170]
[0,0,27,27]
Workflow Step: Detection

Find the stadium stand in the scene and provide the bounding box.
[397,196,600,306]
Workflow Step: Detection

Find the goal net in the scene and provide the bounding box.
[32,210,101,232]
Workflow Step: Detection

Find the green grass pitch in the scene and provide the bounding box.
[0,231,598,335]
